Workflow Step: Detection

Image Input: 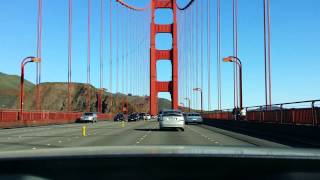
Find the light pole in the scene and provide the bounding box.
[20,56,41,120]
[184,97,191,113]
[223,56,243,110]
[193,87,203,113]
[180,102,185,112]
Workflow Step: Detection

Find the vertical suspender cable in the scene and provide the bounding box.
[87,0,91,112]
[264,0,272,109]
[68,0,72,112]
[236,0,239,108]
[196,1,199,110]
[190,5,194,110]
[217,0,221,110]
[194,1,200,109]
[36,0,42,111]
[263,0,267,108]
[232,0,236,108]
[200,1,203,109]
[207,0,211,110]
[185,8,187,107]
[109,0,113,94]
[267,0,272,107]
[116,3,119,93]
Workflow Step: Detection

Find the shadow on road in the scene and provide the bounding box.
[134,128,179,132]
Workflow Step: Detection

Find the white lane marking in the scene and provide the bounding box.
[32,147,36,150]
[47,144,51,146]
[187,126,219,144]
[58,140,62,143]
[135,125,156,145]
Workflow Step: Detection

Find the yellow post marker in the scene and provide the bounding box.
[82,126,87,137]
[121,121,125,128]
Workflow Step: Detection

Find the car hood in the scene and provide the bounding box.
[0,146,320,160]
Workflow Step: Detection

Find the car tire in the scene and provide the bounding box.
[181,128,185,132]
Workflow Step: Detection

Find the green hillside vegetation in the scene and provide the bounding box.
[0,72,34,108]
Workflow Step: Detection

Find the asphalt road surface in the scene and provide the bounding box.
[0,120,287,151]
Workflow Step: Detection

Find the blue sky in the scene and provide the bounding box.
[0,0,319,111]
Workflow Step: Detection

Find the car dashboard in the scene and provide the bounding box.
[0,146,320,180]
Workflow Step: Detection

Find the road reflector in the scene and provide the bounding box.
[82,126,87,137]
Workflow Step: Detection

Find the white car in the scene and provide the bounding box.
[80,112,98,123]
[145,114,151,120]
[159,110,185,131]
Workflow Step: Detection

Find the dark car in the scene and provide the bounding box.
[139,113,146,120]
[128,113,139,122]
[114,113,125,122]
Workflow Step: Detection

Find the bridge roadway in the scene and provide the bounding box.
[0,120,287,151]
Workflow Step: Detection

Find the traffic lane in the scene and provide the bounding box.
[78,120,159,146]
[0,120,286,151]
[0,121,133,151]
[138,123,256,146]
[198,124,289,148]
[0,122,89,137]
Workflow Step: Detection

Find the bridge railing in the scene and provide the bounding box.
[0,109,113,128]
[202,100,320,126]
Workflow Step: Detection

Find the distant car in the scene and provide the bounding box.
[128,113,139,122]
[139,113,146,120]
[80,112,98,123]
[114,113,125,122]
[145,114,151,120]
[184,113,203,124]
[159,109,185,131]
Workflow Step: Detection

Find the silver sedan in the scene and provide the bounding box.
[159,110,185,131]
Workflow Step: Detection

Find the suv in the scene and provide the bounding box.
[80,112,98,123]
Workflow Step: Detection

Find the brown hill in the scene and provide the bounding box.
[0,72,172,113]
[12,82,172,114]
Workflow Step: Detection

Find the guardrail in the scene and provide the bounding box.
[0,109,113,128]
[202,100,320,126]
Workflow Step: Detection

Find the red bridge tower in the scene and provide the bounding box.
[150,0,178,115]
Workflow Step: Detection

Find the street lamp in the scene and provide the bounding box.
[184,97,191,113]
[20,56,41,120]
[223,56,243,110]
[193,87,203,113]
[180,102,185,112]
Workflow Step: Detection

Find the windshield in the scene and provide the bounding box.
[0,0,320,163]
[188,114,200,117]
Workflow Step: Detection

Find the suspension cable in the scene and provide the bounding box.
[207,0,211,110]
[217,0,221,110]
[116,0,150,11]
[176,0,195,11]
[36,0,42,111]
[87,0,91,112]
[67,0,72,112]
[109,0,113,94]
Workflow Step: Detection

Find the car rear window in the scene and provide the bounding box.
[84,113,93,116]
[163,111,182,117]
[188,114,200,117]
